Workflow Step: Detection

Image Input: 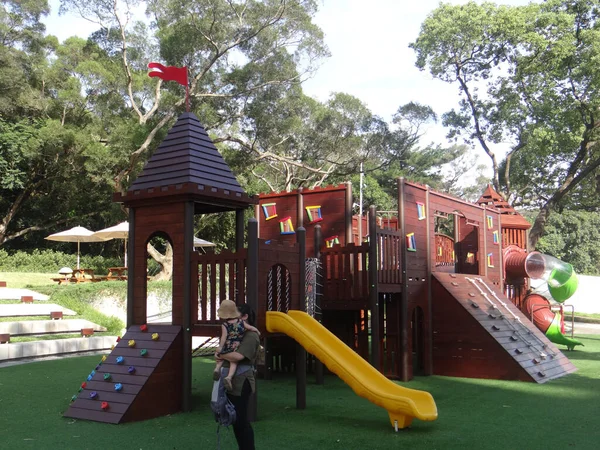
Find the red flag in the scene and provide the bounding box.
[148,62,188,86]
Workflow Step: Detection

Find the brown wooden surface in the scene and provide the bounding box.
[63,325,183,424]
[431,272,576,383]
[0,333,9,343]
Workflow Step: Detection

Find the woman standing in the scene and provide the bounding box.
[216,303,260,450]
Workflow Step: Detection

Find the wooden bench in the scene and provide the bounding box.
[50,311,63,320]
[0,333,9,343]
[21,296,34,303]
[81,328,94,337]
[0,281,6,288]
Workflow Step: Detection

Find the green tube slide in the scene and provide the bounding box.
[545,312,583,351]
[547,265,579,303]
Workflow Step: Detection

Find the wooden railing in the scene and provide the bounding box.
[191,249,247,323]
[376,228,402,285]
[321,243,369,303]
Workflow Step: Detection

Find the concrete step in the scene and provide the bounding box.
[0,319,107,336]
[0,303,76,317]
[0,336,118,362]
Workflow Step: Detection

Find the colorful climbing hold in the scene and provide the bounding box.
[116,336,121,342]
[78,387,83,393]
[95,365,101,370]
[110,345,115,350]
[101,401,109,410]
[103,373,112,381]
[127,366,136,374]
[81,382,87,389]
[140,349,148,357]
[128,339,136,348]
[101,355,107,362]
[114,383,123,392]
[89,391,98,399]
[91,370,96,376]
[151,332,159,341]
[71,395,77,402]
[87,374,93,381]
[116,356,124,364]
[140,324,148,332]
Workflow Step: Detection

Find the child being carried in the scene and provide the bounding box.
[214,299,260,391]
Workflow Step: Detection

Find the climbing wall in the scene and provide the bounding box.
[432,273,576,383]
[64,324,183,423]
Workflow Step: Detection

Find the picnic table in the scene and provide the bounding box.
[107,267,128,281]
[51,268,102,285]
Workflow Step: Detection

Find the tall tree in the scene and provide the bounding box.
[59,0,329,193]
[411,0,600,247]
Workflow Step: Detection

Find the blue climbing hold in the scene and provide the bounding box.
[114,383,123,392]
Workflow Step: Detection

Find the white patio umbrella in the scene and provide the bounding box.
[193,237,216,248]
[45,226,107,269]
[93,221,129,267]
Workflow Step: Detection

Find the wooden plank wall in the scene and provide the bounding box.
[321,243,369,308]
[398,181,431,379]
[258,185,348,257]
[132,203,185,325]
[257,239,300,331]
[63,325,183,424]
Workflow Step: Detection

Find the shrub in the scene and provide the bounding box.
[0,249,121,274]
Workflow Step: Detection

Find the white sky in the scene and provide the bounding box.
[44,0,533,176]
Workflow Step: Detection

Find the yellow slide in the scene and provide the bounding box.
[266,310,438,430]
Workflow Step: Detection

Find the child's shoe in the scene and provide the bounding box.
[213,370,220,381]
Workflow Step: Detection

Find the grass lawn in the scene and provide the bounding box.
[1,336,599,450]
[0,272,56,289]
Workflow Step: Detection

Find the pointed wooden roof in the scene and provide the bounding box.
[477,184,530,230]
[114,112,256,213]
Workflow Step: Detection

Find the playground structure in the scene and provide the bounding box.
[64,112,579,429]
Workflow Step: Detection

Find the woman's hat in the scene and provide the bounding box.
[217,300,240,319]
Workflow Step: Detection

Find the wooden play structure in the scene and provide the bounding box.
[64,111,575,428]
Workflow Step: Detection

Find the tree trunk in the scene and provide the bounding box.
[147,242,173,281]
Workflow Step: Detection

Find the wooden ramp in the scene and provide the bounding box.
[63,324,183,423]
[432,273,576,383]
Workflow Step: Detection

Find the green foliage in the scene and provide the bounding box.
[535,210,600,275]
[411,0,600,246]
[0,249,120,274]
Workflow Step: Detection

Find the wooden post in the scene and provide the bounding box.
[296,226,307,409]
[126,209,135,328]
[297,187,304,229]
[368,205,380,369]
[182,201,194,412]
[236,209,245,251]
[235,208,245,304]
[398,178,410,381]
[425,185,434,375]
[314,224,324,385]
[247,217,259,422]
[345,182,353,245]
[247,218,259,314]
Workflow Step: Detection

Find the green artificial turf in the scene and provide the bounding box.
[0,272,56,288]
[1,337,599,450]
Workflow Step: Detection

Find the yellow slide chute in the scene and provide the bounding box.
[266,310,438,429]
